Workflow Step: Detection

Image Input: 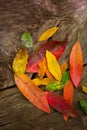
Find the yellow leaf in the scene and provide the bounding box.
[38,27,59,42]
[12,48,28,75]
[82,86,87,94]
[32,78,55,86]
[38,58,46,79]
[46,50,62,81]
[60,62,68,75]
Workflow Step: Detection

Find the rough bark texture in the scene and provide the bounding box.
[0,0,87,130]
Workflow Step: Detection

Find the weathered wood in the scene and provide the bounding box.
[0,0,87,130]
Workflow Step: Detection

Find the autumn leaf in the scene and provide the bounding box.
[21,31,33,48]
[14,74,50,113]
[70,41,83,87]
[38,27,58,42]
[60,62,68,75]
[46,81,64,91]
[38,58,46,79]
[45,91,78,118]
[26,38,67,73]
[61,71,70,84]
[46,50,62,81]
[12,47,28,75]
[63,80,74,121]
[79,100,87,114]
[32,78,55,86]
[82,86,87,94]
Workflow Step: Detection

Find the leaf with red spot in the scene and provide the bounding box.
[45,91,78,118]
[70,41,83,87]
[14,74,50,113]
[63,80,74,121]
[26,38,68,73]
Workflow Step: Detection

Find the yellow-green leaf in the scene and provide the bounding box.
[82,86,87,94]
[12,48,28,75]
[38,27,59,42]
[46,50,62,81]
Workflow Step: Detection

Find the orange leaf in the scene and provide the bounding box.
[60,62,68,75]
[63,80,74,121]
[14,74,50,113]
[38,58,46,79]
[70,41,83,87]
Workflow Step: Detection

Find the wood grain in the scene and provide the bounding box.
[0,0,87,130]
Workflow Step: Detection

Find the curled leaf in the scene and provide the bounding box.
[82,86,87,94]
[60,62,68,75]
[70,41,83,87]
[45,91,78,118]
[80,100,87,114]
[12,48,28,75]
[14,74,50,113]
[38,58,46,79]
[46,50,62,81]
[38,27,58,42]
[32,78,55,86]
[21,31,33,48]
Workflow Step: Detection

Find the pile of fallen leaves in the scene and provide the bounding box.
[12,27,87,121]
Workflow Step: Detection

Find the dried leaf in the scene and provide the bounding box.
[63,80,74,121]
[26,39,67,73]
[82,86,87,94]
[38,27,58,42]
[21,31,33,48]
[46,50,62,81]
[60,62,68,75]
[38,58,46,79]
[70,41,83,87]
[61,71,70,84]
[14,74,50,113]
[12,48,28,75]
[32,78,55,86]
[79,100,87,114]
[46,81,64,91]
[45,91,78,118]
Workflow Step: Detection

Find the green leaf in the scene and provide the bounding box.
[46,81,64,91]
[21,31,33,48]
[79,100,87,114]
[61,71,70,84]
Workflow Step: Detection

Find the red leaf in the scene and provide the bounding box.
[26,38,68,73]
[45,91,78,118]
[70,41,83,87]
[63,80,74,121]
[14,74,50,113]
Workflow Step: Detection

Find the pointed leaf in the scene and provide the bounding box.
[63,80,74,121]
[46,81,64,91]
[61,71,70,84]
[79,100,87,114]
[38,27,58,42]
[32,78,55,86]
[60,62,68,75]
[21,31,33,48]
[45,91,78,118]
[14,74,50,113]
[26,38,67,73]
[46,50,62,81]
[12,48,28,75]
[70,41,83,87]
[82,86,87,94]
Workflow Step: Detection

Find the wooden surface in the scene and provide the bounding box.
[0,0,87,130]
